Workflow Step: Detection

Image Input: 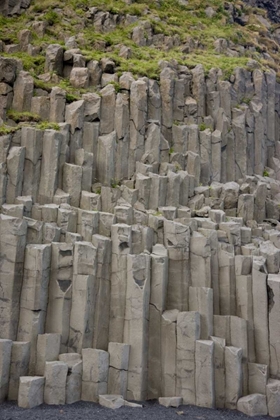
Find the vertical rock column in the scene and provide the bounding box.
[190,231,212,289]
[232,110,248,180]
[176,311,200,405]
[124,253,151,401]
[211,336,226,408]
[164,220,190,311]
[267,274,280,378]
[65,100,84,163]
[100,84,115,136]
[199,228,220,315]
[21,127,43,201]
[49,87,66,123]
[230,316,249,395]
[199,129,212,185]
[161,309,179,397]
[63,163,82,207]
[45,243,73,353]
[8,341,30,401]
[108,342,130,398]
[92,234,112,351]
[82,348,109,402]
[38,129,62,204]
[44,361,68,405]
[266,70,276,165]
[147,79,161,121]
[6,146,25,204]
[235,255,255,363]
[58,353,82,404]
[115,92,129,181]
[0,339,12,403]
[225,346,243,409]
[195,340,215,408]
[148,244,168,399]
[83,121,99,183]
[252,70,266,175]
[109,224,132,343]
[12,71,33,112]
[159,66,175,143]
[0,215,27,340]
[218,246,236,315]
[17,244,51,374]
[129,79,147,177]
[191,65,206,124]
[35,333,60,376]
[189,287,213,339]
[211,129,222,182]
[97,131,116,186]
[252,256,270,365]
[68,241,97,353]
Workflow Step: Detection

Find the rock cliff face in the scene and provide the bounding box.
[0,0,30,16]
[1,1,280,417]
[244,0,280,22]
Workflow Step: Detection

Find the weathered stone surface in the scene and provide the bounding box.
[189,287,213,339]
[252,257,269,365]
[70,68,89,89]
[44,361,68,405]
[210,336,225,408]
[50,87,66,123]
[0,215,27,340]
[159,397,182,407]
[63,163,82,207]
[45,44,64,76]
[0,57,19,84]
[45,243,73,353]
[81,348,109,402]
[176,311,200,405]
[267,274,280,378]
[195,340,214,408]
[248,362,268,395]
[38,130,62,204]
[1,40,280,412]
[108,343,129,398]
[161,309,178,397]
[225,346,243,409]
[36,333,60,376]
[99,394,124,409]
[18,376,45,408]
[97,132,116,186]
[59,353,82,404]
[148,245,168,399]
[6,146,25,204]
[8,341,30,401]
[267,379,280,417]
[0,339,12,403]
[68,241,97,353]
[12,71,33,112]
[109,224,131,342]
[237,394,267,417]
[124,253,150,401]
[164,220,190,311]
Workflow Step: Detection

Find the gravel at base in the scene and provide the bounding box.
[0,400,270,420]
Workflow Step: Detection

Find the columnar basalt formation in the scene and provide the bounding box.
[1,8,280,416]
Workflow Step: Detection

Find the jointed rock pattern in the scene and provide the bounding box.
[1,13,280,417]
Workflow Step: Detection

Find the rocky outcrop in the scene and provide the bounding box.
[0,52,280,415]
[1,1,280,416]
[0,0,31,16]
[244,0,280,23]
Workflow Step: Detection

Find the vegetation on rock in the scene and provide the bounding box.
[1,0,280,96]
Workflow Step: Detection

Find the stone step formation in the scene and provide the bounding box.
[1,6,280,418]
